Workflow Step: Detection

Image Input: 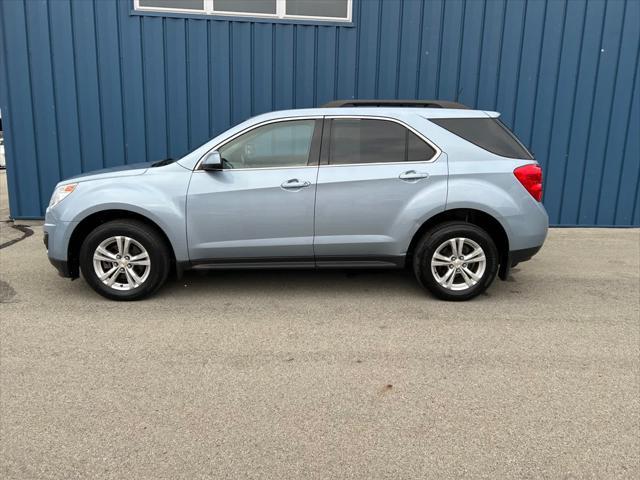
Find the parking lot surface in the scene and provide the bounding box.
[1,199,639,477]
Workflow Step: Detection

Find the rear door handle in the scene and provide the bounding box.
[399,170,429,181]
[281,179,311,190]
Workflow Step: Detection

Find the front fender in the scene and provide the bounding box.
[50,164,192,262]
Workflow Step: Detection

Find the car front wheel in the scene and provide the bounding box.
[413,222,499,301]
[79,220,170,301]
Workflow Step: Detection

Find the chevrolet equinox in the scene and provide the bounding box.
[44,100,548,301]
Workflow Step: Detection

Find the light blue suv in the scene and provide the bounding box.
[44,100,548,301]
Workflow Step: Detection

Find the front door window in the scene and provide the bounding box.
[218,119,316,169]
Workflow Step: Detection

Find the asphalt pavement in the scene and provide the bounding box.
[1,173,639,479]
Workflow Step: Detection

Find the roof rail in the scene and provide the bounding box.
[321,99,470,109]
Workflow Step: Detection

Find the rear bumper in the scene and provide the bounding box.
[510,245,542,266]
[498,244,543,280]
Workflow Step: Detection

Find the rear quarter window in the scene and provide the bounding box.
[430,118,533,159]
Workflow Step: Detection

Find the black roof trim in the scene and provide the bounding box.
[322,99,471,109]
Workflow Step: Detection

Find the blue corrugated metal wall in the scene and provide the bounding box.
[0,0,638,224]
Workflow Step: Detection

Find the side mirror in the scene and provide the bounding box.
[201,151,223,171]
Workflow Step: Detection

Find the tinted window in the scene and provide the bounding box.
[219,120,316,169]
[214,0,276,14]
[138,0,204,10]
[329,119,436,165]
[408,130,436,161]
[430,118,533,159]
[286,0,349,18]
[136,0,351,21]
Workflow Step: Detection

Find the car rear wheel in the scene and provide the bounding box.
[413,222,499,301]
[79,220,170,301]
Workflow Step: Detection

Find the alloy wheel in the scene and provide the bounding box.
[92,236,151,291]
[430,237,486,291]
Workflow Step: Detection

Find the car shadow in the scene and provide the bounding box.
[161,267,427,299]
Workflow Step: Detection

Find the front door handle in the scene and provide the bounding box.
[281,179,311,190]
[399,170,429,181]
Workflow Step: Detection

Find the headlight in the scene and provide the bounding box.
[49,183,78,207]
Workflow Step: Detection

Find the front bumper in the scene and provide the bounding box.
[44,230,73,278]
[49,257,73,278]
[44,208,77,278]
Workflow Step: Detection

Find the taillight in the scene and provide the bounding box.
[514,164,543,202]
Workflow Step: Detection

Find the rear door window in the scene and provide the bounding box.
[328,118,437,165]
[430,117,533,159]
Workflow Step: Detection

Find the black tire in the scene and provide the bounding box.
[412,221,499,301]
[79,219,170,301]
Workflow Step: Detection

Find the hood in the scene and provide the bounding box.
[67,162,153,182]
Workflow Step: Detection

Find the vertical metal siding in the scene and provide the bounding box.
[0,0,638,224]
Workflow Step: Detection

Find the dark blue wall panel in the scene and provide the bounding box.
[24,0,61,207]
[1,0,42,216]
[95,0,126,169]
[0,0,638,224]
